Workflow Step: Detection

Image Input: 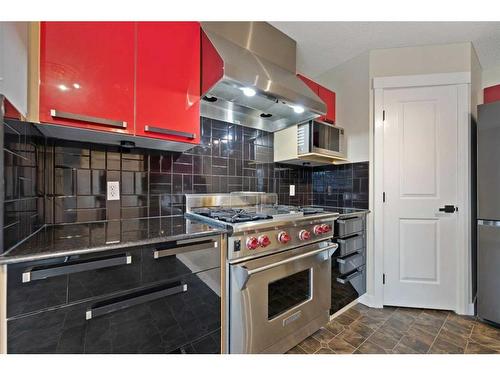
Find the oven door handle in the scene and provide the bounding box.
[233,243,338,290]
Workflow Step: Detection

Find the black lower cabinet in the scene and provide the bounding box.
[7,269,221,354]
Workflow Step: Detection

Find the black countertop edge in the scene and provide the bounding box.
[0,226,227,265]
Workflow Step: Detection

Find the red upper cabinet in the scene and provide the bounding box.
[297,73,336,124]
[39,22,135,134]
[318,86,336,124]
[484,84,500,104]
[135,22,200,144]
[297,73,320,96]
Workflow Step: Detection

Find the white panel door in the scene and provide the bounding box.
[383,85,459,309]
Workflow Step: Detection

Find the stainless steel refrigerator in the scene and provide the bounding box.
[477,102,500,325]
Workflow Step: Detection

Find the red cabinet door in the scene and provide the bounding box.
[135,22,200,144]
[298,73,336,124]
[297,73,320,95]
[318,86,336,124]
[484,84,500,104]
[39,22,135,134]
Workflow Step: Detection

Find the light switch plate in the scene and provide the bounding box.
[107,181,120,201]
[289,184,295,196]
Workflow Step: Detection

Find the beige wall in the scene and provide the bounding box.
[315,52,370,163]
[313,42,482,163]
[369,42,472,78]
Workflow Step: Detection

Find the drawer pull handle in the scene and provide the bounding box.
[50,109,127,128]
[86,282,187,320]
[144,125,196,139]
[22,253,132,283]
[337,252,363,264]
[154,240,218,259]
[337,217,362,224]
[337,234,361,244]
[337,270,362,284]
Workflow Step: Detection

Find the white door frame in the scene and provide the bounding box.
[370,72,473,315]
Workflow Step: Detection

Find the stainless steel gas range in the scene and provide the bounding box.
[185,193,339,354]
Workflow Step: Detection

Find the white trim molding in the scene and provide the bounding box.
[373,72,471,89]
[371,72,473,316]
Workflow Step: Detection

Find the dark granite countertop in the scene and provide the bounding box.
[0,216,226,265]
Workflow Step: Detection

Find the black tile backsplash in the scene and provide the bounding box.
[2,115,368,252]
[2,118,46,251]
[312,162,369,209]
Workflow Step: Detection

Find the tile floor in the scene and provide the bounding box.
[287,304,500,354]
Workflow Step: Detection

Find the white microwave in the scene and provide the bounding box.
[297,120,345,159]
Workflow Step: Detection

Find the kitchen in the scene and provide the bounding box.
[1,1,500,371]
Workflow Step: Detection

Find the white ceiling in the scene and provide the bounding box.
[270,22,500,77]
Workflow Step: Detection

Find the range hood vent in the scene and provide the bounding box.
[201,22,326,132]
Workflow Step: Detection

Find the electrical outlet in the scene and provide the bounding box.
[107,181,120,201]
[289,184,295,196]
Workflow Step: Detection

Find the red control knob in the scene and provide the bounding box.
[313,225,323,235]
[278,231,291,244]
[299,230,311,241]
[246,237,259,250]
[321,224,331,233]
[258,235,271,247]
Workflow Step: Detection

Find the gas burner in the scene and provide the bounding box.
[193,208,273,223]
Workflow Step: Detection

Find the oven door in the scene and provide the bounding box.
[229,241,337,354]
[310,120,344,158]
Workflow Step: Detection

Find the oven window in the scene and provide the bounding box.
[268,269,311,320]
[313,122,340,151]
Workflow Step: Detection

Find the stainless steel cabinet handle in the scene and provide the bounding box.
[154,240,218,259]
[50,109,127,128]
[478,220,500,227]
[22,253,132,283]
[86,282,187,320]
[337,269,362,284]
[337,217,362,224]
[144,125,196,139]
[233,243,338,290]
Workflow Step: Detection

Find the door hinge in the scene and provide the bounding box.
[383,273,386,285]
[382,110,385,121]
[383,192,386,203]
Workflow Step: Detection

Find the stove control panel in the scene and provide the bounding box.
[229,220,336,260]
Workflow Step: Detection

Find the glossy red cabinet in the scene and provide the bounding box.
[135,22,200,143]
[39,22,135,134]
[298,73,336,124]
[318,86,336,124]
[484,84,500,104]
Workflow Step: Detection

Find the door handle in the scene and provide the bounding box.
[50,109,127,128]
[232,242,338,290]
[438,205,457,213]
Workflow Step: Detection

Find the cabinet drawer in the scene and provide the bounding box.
[7,268,221,354]
[337,251,365,275]
[335,233,365,256]
[7,257,69,318]
[141,236,220,285]
[66,250,141,303]
[336,266,366,294]
[335,216,364,237]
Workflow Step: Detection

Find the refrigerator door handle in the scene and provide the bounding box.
[478,220,500,227]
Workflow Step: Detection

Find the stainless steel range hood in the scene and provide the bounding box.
[201,22,326,132]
